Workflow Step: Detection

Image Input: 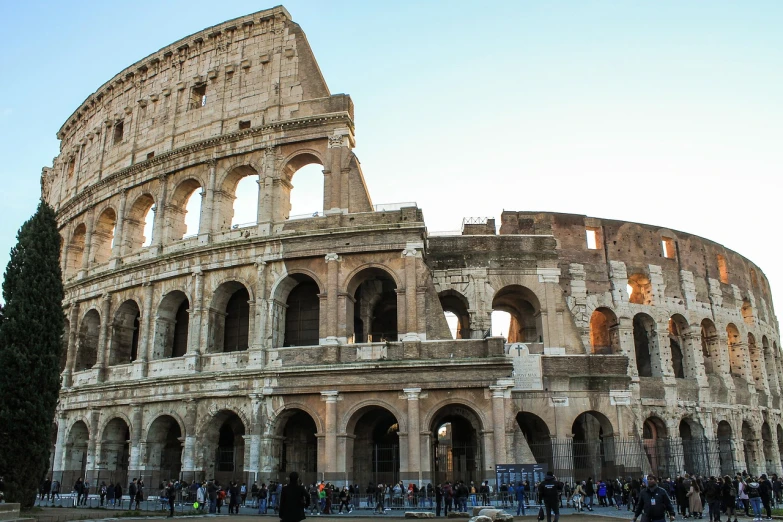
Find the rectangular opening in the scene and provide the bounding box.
[661,237,675,259]
[717,254,729,284]
[67,159,75,178]
[585,227,599,250]
[113,121,124,145]
[146,151,155,160]
[191,84,206,109]
[239,120,251,130]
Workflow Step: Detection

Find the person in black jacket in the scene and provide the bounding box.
[538,472,561,522]
[633,475,675,522]
[759,474,773,520]
[279,472,309,522]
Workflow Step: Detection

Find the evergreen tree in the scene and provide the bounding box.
[0,201,64,507]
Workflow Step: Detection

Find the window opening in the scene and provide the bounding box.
[661,237,675,259]
[191,84,206,109]
[586,227,599,250]
[113,121,124,145]
[239,120,251,130]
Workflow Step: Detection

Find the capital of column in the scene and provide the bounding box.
[403,387,422,400]
[321,390,339,403]
[325,253,341,263]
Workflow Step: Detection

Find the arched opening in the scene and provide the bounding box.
[668,315,688,378]
[642,416,669,478]
[100,418,130,487]
[153,291,190,359]
[348,268,398,343]
[627,273,652,305]
[717,421,734,476]
[516,412,552,469]
[109,300,141,366]
[66,223,87,277]
[274,409,318,485]
[431,405,484,484]
[283,275,321,347]
[284,157,324,218]
[204,411,246,485]
[224,167,259,230]
[208,282,250,353]
[124,194,156,252]
[742,421,757,475]
[726,323,745,378]
[700,319,718,375]
[439,290,471,340]
[147,415,183,485]
[61,319,70,373]
[590,307,620,354]
[633,313,657,377]
[761,422,773,472]
[348,407,400,487]
[168,179,202,241]
[92,208,117,265]
[64,421,89,486]
[492,285,542,343]
[762,337,779,397]
[741,299,754,326]
[748,333,766,391]
[75,309,100,372]
[491,310,511,338]
[572,411,615,482]
[679,419,708,476]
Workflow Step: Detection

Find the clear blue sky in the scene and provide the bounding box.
[1,1,781,318]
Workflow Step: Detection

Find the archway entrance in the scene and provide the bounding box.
[283,276,321,347]
[348,268,398,343]
[63,421,89,487]
[349,407,400,487]
[204,412,246,485]
[572,411,614,482]
[431,405,483,484]
[100,418,130,488]
[642,416,669,478]
[491,285,542,343]
[275,409,318,486]
[717,421,734,476]
[147,416,183,486]
[109,300,140,366]
[516,412,552,469]
[679,419,708,476]
[742,421,756,475]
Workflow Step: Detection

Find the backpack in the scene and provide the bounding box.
[729,485,737,497]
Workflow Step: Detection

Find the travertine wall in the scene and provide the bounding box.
[44,7,782,489]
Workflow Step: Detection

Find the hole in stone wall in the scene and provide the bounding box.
[661,237,675,259]
[113,121,124,145]
[717,254,729,284]
[585,227,599,250]
[191,84,206,109]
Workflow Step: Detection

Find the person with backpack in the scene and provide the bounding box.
[746,477,763,522]
[722,476,737,522]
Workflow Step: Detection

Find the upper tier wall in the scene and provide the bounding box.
[42,6,350,211]
[500,210,777,324]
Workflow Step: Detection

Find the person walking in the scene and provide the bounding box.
[632,475,676,522]
[278,472,309,522]
[515,481,526,516]
[759,474,773,520]
[538,472,560,522]
[165,482,176,518]
[688,479,703,519]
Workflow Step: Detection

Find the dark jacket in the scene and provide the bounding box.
[538,477,559,505]
[279,481,309,522]
[634,486,675,522]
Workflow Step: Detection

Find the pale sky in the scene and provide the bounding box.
[0,1,781,321]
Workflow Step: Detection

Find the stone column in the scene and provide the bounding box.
[490,384,511,468]
[401,245,421,341]
[181,399,199,482]
[62,303,81,388]
[257,146,278,234]
[128,405,144,478]
[78,212,94,278]
[95,293,112,383]
[323,254,341,345]
[186,269,205,371]
[151,174,168,253]
[136,282,154,378]
[245,393,263,481]
[85,409,100,483]
[325,135,344,213]
[321,391,339,481]
[403,388,422,484]
[250,260,268,367]
[53,410,68,475]
[110,189,128,265]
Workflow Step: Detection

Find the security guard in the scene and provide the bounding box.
[633,474,676,522]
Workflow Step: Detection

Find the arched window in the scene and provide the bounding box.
[741,299,754,325]
[283,277,320,347]
[589,307,619,354]
[668,315,690,378]
[284,156,324,219]
[124,194,155,252]
[65,224,87,277]
[109,300,141,366]
[152,291,190,359]
[633,313,657,377]
[75,310,101,372]
[439,291,471,340]
[492,285,542,344]
[208,282,250,353]
[168,179,202,241]
[230,174,260,229]
[347,268,399,343]
[92,208,117,265]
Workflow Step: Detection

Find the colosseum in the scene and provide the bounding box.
[42,6,781,490]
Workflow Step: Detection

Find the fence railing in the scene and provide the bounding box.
[373,202,417,212]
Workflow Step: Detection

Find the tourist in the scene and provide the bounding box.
[278,472,309,522]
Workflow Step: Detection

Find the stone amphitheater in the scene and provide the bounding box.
[43,6,781,488]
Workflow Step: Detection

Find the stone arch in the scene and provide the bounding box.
[215,164,260,231]
[92,206,117,265]
[269,405,320,484]
[145,411,187,440]
[346,265,401,343]
[75,308,101,372]
[668,314,690,378]
[270,272,324,348]
[270,402,325,436]
[571,410,615,481]
[700,318,719,376]
[63,420,90,479]
[281,150,326,179]
[109,299,141,366]
[429,401,487,484]
[201,409,246,484]
[270,268,326,299]
[628,273,653,305]
[65,223,87,277]
[422,398,490,435]
[281,150,326,219]
[492,284,543,344]
[633,313,658,377]
[100,416,131,486]
[152,290,191,359]
[124,193,156,252]
[341,399,407,435]
[167,177,204,241]
[146,414,185,482]
[716,420,735,476]
[679,417,708,476]
[208,280,252,353]
[343,263,403,295]
[589,307,620,354]
[439,290,471,340]
[642,415,669,477]
[515,411,553,468]
[726,323,747,378]
[345,403,402,487]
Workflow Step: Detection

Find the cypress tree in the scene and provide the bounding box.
[0,201,64,507]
